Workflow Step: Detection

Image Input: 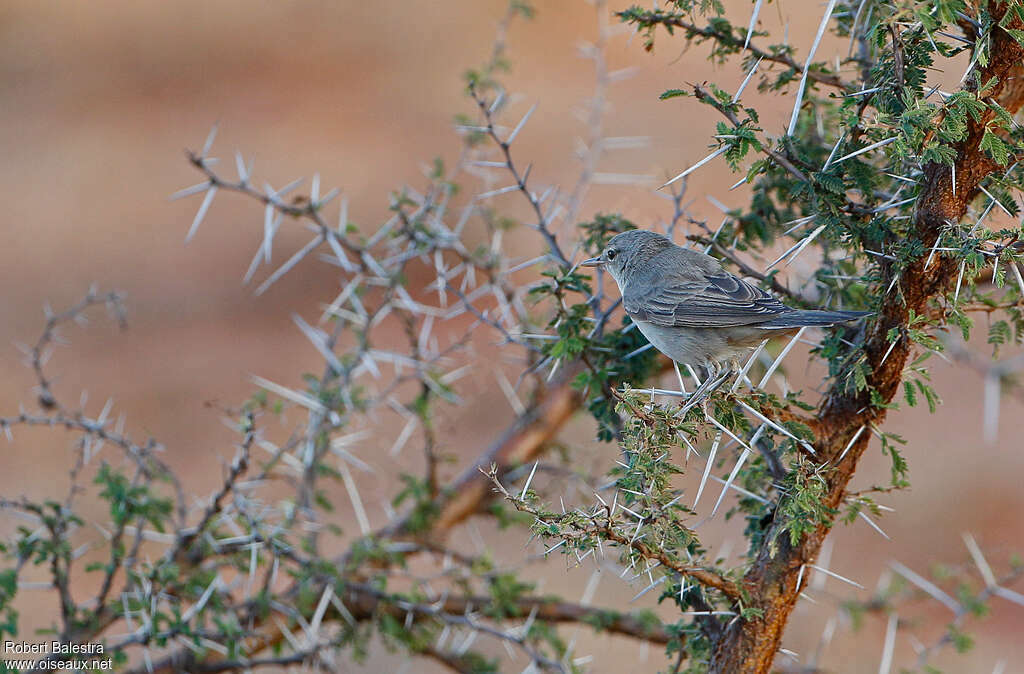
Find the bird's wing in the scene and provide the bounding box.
[623,269,789,328]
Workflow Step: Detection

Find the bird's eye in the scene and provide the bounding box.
[606,249,616,261]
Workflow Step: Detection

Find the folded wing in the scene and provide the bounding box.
[623,269,790,328]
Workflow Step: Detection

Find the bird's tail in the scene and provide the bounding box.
[757,309,871,330]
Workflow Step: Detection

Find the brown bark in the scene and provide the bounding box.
[708,6,1024,671]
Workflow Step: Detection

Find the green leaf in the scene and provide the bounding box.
[980,129,1010,166]
[659,88,690,100]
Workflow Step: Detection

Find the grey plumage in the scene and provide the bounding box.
[580,229,869,372]
[756,309,870,329]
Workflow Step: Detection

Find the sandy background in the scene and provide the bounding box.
[1,1,1023,671]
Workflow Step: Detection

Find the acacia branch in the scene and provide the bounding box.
[381,361,587,541]
[708,4,1024,670]
[484,464,742,601]
[619,8,855,92]
[340,583,674,644]
[134,580,672,674]
[691,84,810,184]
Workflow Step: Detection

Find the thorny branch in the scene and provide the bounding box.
[483,465,742,601]
[618,8,856,92]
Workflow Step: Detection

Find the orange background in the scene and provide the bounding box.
[1,1,1022,671]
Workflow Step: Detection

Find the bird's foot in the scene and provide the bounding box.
[679,364,733,418]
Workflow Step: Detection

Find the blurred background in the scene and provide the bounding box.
[1,1,1022,671]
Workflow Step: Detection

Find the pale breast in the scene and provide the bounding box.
[632,319,704,366]
[632,320,765,369]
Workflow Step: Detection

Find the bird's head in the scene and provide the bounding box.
[579,229,673,286]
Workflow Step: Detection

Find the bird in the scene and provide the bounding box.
[579,229,869,396]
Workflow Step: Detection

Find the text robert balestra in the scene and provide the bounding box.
[4,641,105,655]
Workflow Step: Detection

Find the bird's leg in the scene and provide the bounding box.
[679,360,733,417]
[726,357,745,389]
[703,361,733,411]
[698,391,712,419]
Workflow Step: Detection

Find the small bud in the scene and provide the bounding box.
[38,390,56,410]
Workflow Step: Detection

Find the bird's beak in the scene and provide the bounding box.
[579,257,604,267]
